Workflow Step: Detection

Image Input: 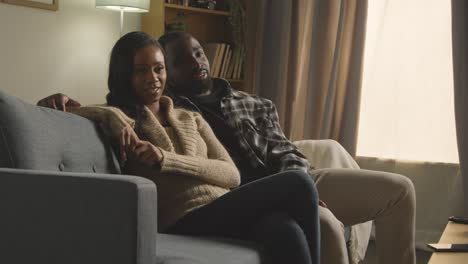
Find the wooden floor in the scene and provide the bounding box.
[427,222,468,264]
[363,222,468,264]
[361,241,431,264]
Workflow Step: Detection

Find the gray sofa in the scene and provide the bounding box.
[0,89,370,264]
[0,89,266,264]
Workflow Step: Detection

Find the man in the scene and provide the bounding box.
[38,32,416,264]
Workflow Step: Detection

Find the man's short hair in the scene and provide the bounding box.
[158,31,192,50]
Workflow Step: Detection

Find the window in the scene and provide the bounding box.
[357,0,458,163]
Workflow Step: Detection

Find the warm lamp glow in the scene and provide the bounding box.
[95,0,150,13]
[95,0,150,36]
[97,6,146,12]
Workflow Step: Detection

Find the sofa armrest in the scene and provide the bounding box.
[0,168,157,264]
[294,139,360,169]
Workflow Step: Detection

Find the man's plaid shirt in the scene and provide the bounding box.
[169,78,313,182]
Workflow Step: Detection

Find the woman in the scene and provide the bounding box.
[40,31,320,264]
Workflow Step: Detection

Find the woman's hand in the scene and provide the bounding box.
[118,125,163,167]
[319,200,328,208]
[128,140,164,167]
[119,124,139,163]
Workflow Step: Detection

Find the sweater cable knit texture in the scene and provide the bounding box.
[69,96,240,230]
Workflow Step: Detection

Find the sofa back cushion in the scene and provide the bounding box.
[0,89,120,174]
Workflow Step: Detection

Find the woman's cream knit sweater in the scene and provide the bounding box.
[69,96,240,230]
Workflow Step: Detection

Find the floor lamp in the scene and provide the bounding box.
[96,0,150,36]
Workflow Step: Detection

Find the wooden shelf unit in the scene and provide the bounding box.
[164,3,230,16]
[142,0,245,89]
[226,79,243,83]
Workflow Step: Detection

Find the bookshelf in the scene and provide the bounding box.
[164,3,230,16]
[142,0,246,91]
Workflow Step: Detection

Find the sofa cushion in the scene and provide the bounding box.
[156,257,202,264]
[0,89,120,174]
[157,233,268,264]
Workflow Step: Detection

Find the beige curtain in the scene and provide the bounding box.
[451,0,468,216]
[245,0,367,156]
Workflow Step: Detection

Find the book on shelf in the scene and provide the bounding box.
[228,46,240,79]
[203,42,244,80]
[211,44,221,77]
[225,48,233,78]
[233,46,240,79]
[235,47,245,79]
[226,47,236,79]
[220,45,232,78]
[217,43,228,77]
[209,43,221,77]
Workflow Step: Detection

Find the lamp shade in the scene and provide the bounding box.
[96,0,150,12]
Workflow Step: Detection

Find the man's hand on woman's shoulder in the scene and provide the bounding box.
[37,93,81,111]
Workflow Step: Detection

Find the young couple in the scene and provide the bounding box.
[38,31,416,264]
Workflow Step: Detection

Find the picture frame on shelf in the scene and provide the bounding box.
[3,0,58,11]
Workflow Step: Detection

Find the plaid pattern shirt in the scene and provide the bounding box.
[169,78,313,182]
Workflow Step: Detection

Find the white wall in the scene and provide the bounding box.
[0,0,141,105]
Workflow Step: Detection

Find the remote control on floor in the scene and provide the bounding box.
[448,216,468,224]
